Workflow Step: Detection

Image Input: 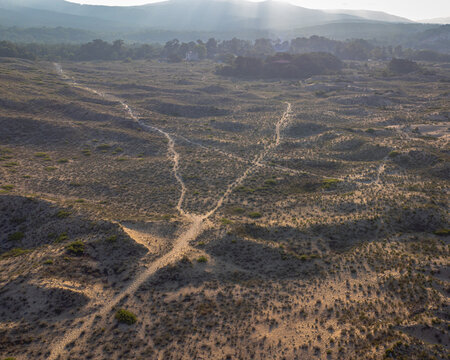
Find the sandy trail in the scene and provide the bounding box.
[375,161,386,186]
[175,131,325,179]
[49,64,292,360]
[275,102,291,146]
[55,63,189,218]
[48,216,204,360]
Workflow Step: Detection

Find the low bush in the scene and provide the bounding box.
[115,309,137,325]
[248,212,262,219]
[97,144,112,151]
[8,231,24,241]
[434,228,449,236]
[231,207,245,214]
[66,240,85,256]
[221,218,233,225]
[322,178,341,189]
[389,150,400,158]
[56,210,71,219]
[1,248,30,258]
[54,232,69,243]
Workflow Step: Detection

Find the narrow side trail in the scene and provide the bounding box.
[54,63,188,217]
[49,64,292,360]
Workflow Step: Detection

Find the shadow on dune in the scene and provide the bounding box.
[0,195,147,263]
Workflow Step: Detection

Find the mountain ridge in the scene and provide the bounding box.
[0,0,414,32]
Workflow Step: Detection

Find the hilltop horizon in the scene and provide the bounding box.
[63,0,449,21]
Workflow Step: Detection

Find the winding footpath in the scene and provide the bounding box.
[49,64,292,360]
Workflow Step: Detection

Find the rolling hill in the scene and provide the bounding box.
[0,0,413,32]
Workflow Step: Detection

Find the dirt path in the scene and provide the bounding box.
[55,63,189,218]
[48,217,204,360]
[275,102,291,146]
[49,64,292,360]
[375,161,386,186]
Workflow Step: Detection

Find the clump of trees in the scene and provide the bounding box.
[0,40,35,60]
[217,52,343,79]
[0,39,162,61]
[387,58,420,74]
[0,36,449,64]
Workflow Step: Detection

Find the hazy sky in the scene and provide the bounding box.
[70,0,450,21]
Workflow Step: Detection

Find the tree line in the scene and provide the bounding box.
[1,36,449,63]
[217,52,343,79]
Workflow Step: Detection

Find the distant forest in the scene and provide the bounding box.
[217,53,343,79]
[2,36,450,62]
[1,36,450,65]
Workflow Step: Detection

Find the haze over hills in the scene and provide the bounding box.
[2,0,447,45]
[0,0,414,32]
[324,9,413,24]
[420,17,450,24]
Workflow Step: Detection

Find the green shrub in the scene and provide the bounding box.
[221,218,233,225]
[56,210,71,219]
[1,184,14,191]
[8,232,24,241]
[322,178,341,189]
[115,309,137,325]
[97,144,112,151]
[434,228,449,236]
[264,178,277,185]
[34,152,51,161]
[43,259,53,265]
[0,147,12,154]
[248,212,262,219]
[197,255,208,263]
[106,235,117,243]
[1,248,30,258]
[54,233,69,243]
[34,152,48,158]
[388,150,400,158]
[66,241,85,256]
[57,158,69,163]
[231,207,245,214]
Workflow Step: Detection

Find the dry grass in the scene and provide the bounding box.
[0,57,448,359]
